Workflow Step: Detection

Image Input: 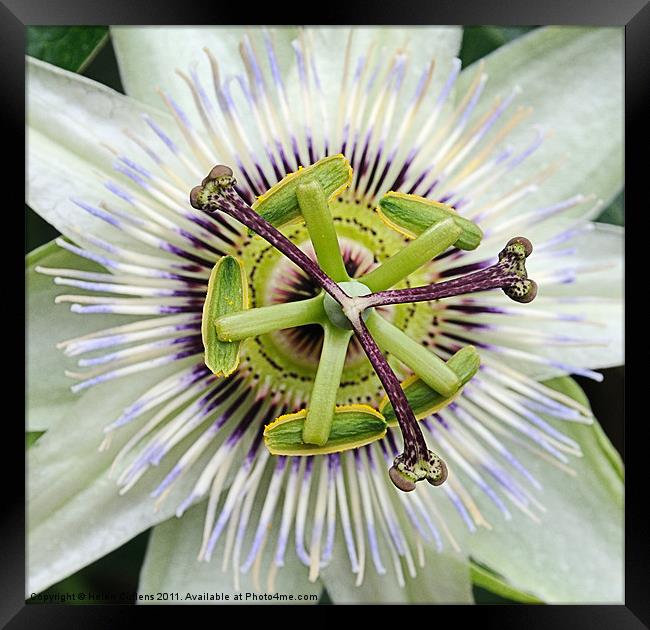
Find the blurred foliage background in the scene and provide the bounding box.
[25,25,624,605]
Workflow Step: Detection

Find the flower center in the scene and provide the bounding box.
[190,160,536,490]
[234,198,435,403]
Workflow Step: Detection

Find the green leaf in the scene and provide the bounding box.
[465,375,623,603]
[26,431,46,449]
[470,560,542,603]
[25,206,60,254]
[27,26,109,73]
[596,192,624,227]
[460,27,537,68]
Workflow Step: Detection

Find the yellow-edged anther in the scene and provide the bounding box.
[377,191,483,250]
[264,404,388,456]
[252,155,353,229]
[202,255,248,377]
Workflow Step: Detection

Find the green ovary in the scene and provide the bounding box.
[235,198,439,407]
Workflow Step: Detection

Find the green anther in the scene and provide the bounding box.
[379,345,481,424]
[296,180,349,282]
[302,326,352,446]
[323,281,372,330]
[265,404,388,456]
[252,154,352,229]
[202,255,248,377]
[215,294,325,341]
[377,191,483,250]
[361,217,462,292]
[366,310,461,397]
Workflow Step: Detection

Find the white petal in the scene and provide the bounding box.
[111,27,298,115]
[442,223,623,380]
[138,502,323,604]
[314,469,474,603]
[27,56,178,243]
[523,223,623,377]
[111,26,461,116]
[321,536,472,603]
[26,242,139,431]
[110,26,461,175]
[458,27,623,212]
[464,377,623,602]
[28,355,206,595]
[302,27,463,120]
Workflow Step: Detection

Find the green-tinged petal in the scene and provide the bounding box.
[465,376,623,603]
[138,502,322,604]
[28,355,209,594]
[321,531,473,603]
[111,27,462,128]
[27,56,178,245]
[530,222,623,300]
[304,27,462,130]
[26,241,138,431]
[458,27,623,212]
[110,27,299,117]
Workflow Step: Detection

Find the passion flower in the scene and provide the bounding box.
[27,27,624,603]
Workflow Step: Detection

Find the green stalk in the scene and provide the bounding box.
[302,325,352,446]
[366,311,460,397]
[361,218,461,292]
[215,294,324,341]
[296,181,349,282]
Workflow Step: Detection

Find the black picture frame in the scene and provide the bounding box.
[8,0,643,626]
